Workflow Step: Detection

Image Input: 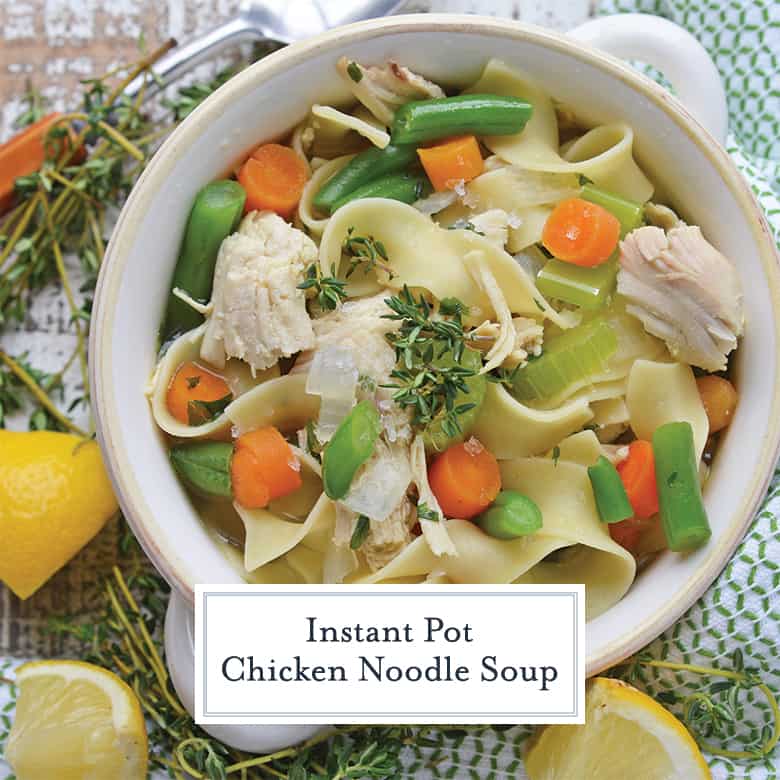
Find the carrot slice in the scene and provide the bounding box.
[166,361,231,425]
[428,437,501,519]
[417,135,484,191]
[696,375,737,433]
[617,440,659,520]
[541,197,621,267]
[231,426,302,509]
[237,143,308,219]
[0,113,83,214]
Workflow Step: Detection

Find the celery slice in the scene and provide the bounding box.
[536,257,618,310]
[581,183,644,237]
[511,317,618,402]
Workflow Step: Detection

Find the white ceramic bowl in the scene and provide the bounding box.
[91,14,780,677]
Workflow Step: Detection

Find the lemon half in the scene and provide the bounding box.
[0,430,118,599]
[5,660,147,780]
[525,677,711,780]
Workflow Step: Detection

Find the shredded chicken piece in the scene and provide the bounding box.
[337,57,445,126]
[200,212,316,373]
[617,225,744,371]
[307,291,401,384]
[470,316,544,370]
[333,496,416,573]
[469,209,510,248]
[410,436,456,557]
[364,498,416,572]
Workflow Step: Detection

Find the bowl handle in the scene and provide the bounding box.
[568,14,728,144]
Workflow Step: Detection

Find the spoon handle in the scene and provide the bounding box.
[123,17,266,102]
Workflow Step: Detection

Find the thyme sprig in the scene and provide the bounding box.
[618,648,780,760]
[382,287,477,439]
[342,228,393,279]
[298,263,348,311]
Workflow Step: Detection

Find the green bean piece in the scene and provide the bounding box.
[322,400,382,500]
[169,441,233,499]
[313,144,418,214]
[652,421,711,552]
[580,183,644,237]
[423,346,487,453]
[391,94,533,145]
[587,456,633,524]
[331,172,432,211]
[161,180,246,342]
[475,490,543,540]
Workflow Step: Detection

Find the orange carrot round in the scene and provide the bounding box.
[166,361,231,425]
[417,135,484,192]
[231,426,302,509]
[238,143,307,219]
[696,375,737,433]
[428,437,501,519]
[617,440,659,521]
[541,197,621,267]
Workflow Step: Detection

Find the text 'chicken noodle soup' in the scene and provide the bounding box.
[147,57,743,619]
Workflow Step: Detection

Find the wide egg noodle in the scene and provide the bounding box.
[500,458,636,619]
[238,492,334,573]
[552,429,609,466]
[464,59,654,202]
[562,125,654,203]
[298,154,354,237]
[626,359,710,461]
[148,324,279,439]
[470,382,594,459]
[311,105,390,149]
[226,372,320,434]
[318,198,569,326]
[507,205,553,253]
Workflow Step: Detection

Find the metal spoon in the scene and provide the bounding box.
[124,0,405,99]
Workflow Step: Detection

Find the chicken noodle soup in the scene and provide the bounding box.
[147,57,743,619]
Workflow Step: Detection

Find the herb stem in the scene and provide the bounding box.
[0,350,88,436]
[106,37,176,104]
[54,113,145,161]
[638,658,780,759]
[224,727,362,773]
[44,168,97,205]
[0,192,41,270]
[39,191,90,403]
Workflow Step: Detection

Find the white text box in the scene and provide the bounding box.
[195,584,585,725]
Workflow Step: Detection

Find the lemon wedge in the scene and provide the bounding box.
[5,660,147,780]
[0,430,118,599]
[525,677,711,780]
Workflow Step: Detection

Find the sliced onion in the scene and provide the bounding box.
[342,440,412,522]
[306,346,358,398]
[413,189,457,215]
[513,247,546,279]
[306,346,359,441]
[317,396,355,442]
